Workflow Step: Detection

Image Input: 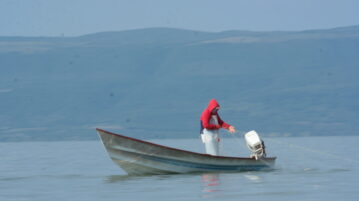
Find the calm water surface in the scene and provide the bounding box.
[1,136,358,201]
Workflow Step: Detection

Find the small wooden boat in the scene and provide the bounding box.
[97,128,276,175]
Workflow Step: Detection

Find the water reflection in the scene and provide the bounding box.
[244,174,263,183]
[105,174,139,183]
[201,173,221,195]
[104,174,178,183]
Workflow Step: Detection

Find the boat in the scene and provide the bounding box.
[97,128,276,175]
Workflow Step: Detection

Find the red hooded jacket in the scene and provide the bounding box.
[200,99,231,133]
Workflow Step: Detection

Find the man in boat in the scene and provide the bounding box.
[200,99,236,155]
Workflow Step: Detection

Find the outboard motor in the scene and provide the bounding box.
[244,130,266,160]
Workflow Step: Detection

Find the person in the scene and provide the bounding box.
[200,99,236,156]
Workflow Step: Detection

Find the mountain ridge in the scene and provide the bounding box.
[0,26,358,141]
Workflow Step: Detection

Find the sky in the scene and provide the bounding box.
[0,0,359,37]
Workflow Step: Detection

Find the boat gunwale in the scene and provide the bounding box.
[96,128,276,161]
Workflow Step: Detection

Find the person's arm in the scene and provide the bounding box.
[218,115,236,133]
[217,115,230,129]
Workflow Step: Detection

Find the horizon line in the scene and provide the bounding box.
[0,24,358,38]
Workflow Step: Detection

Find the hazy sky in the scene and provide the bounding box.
[1,0,359,36]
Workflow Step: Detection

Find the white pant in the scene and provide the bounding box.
[201,129,220,156]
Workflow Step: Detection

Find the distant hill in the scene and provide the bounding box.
[1,26,359,141]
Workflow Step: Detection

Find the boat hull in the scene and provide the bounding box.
[97,128,276,175]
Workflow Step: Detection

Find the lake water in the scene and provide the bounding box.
[1,135,358,201]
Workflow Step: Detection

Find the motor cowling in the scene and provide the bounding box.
[244,130,266,160]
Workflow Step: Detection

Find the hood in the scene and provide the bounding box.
[207,99,220,112]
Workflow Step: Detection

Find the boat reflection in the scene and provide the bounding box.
[201,173,221,195]
[104,174,141,183]
[105,174,180,183]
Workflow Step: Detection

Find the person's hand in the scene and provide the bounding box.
[228,126,236,133]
